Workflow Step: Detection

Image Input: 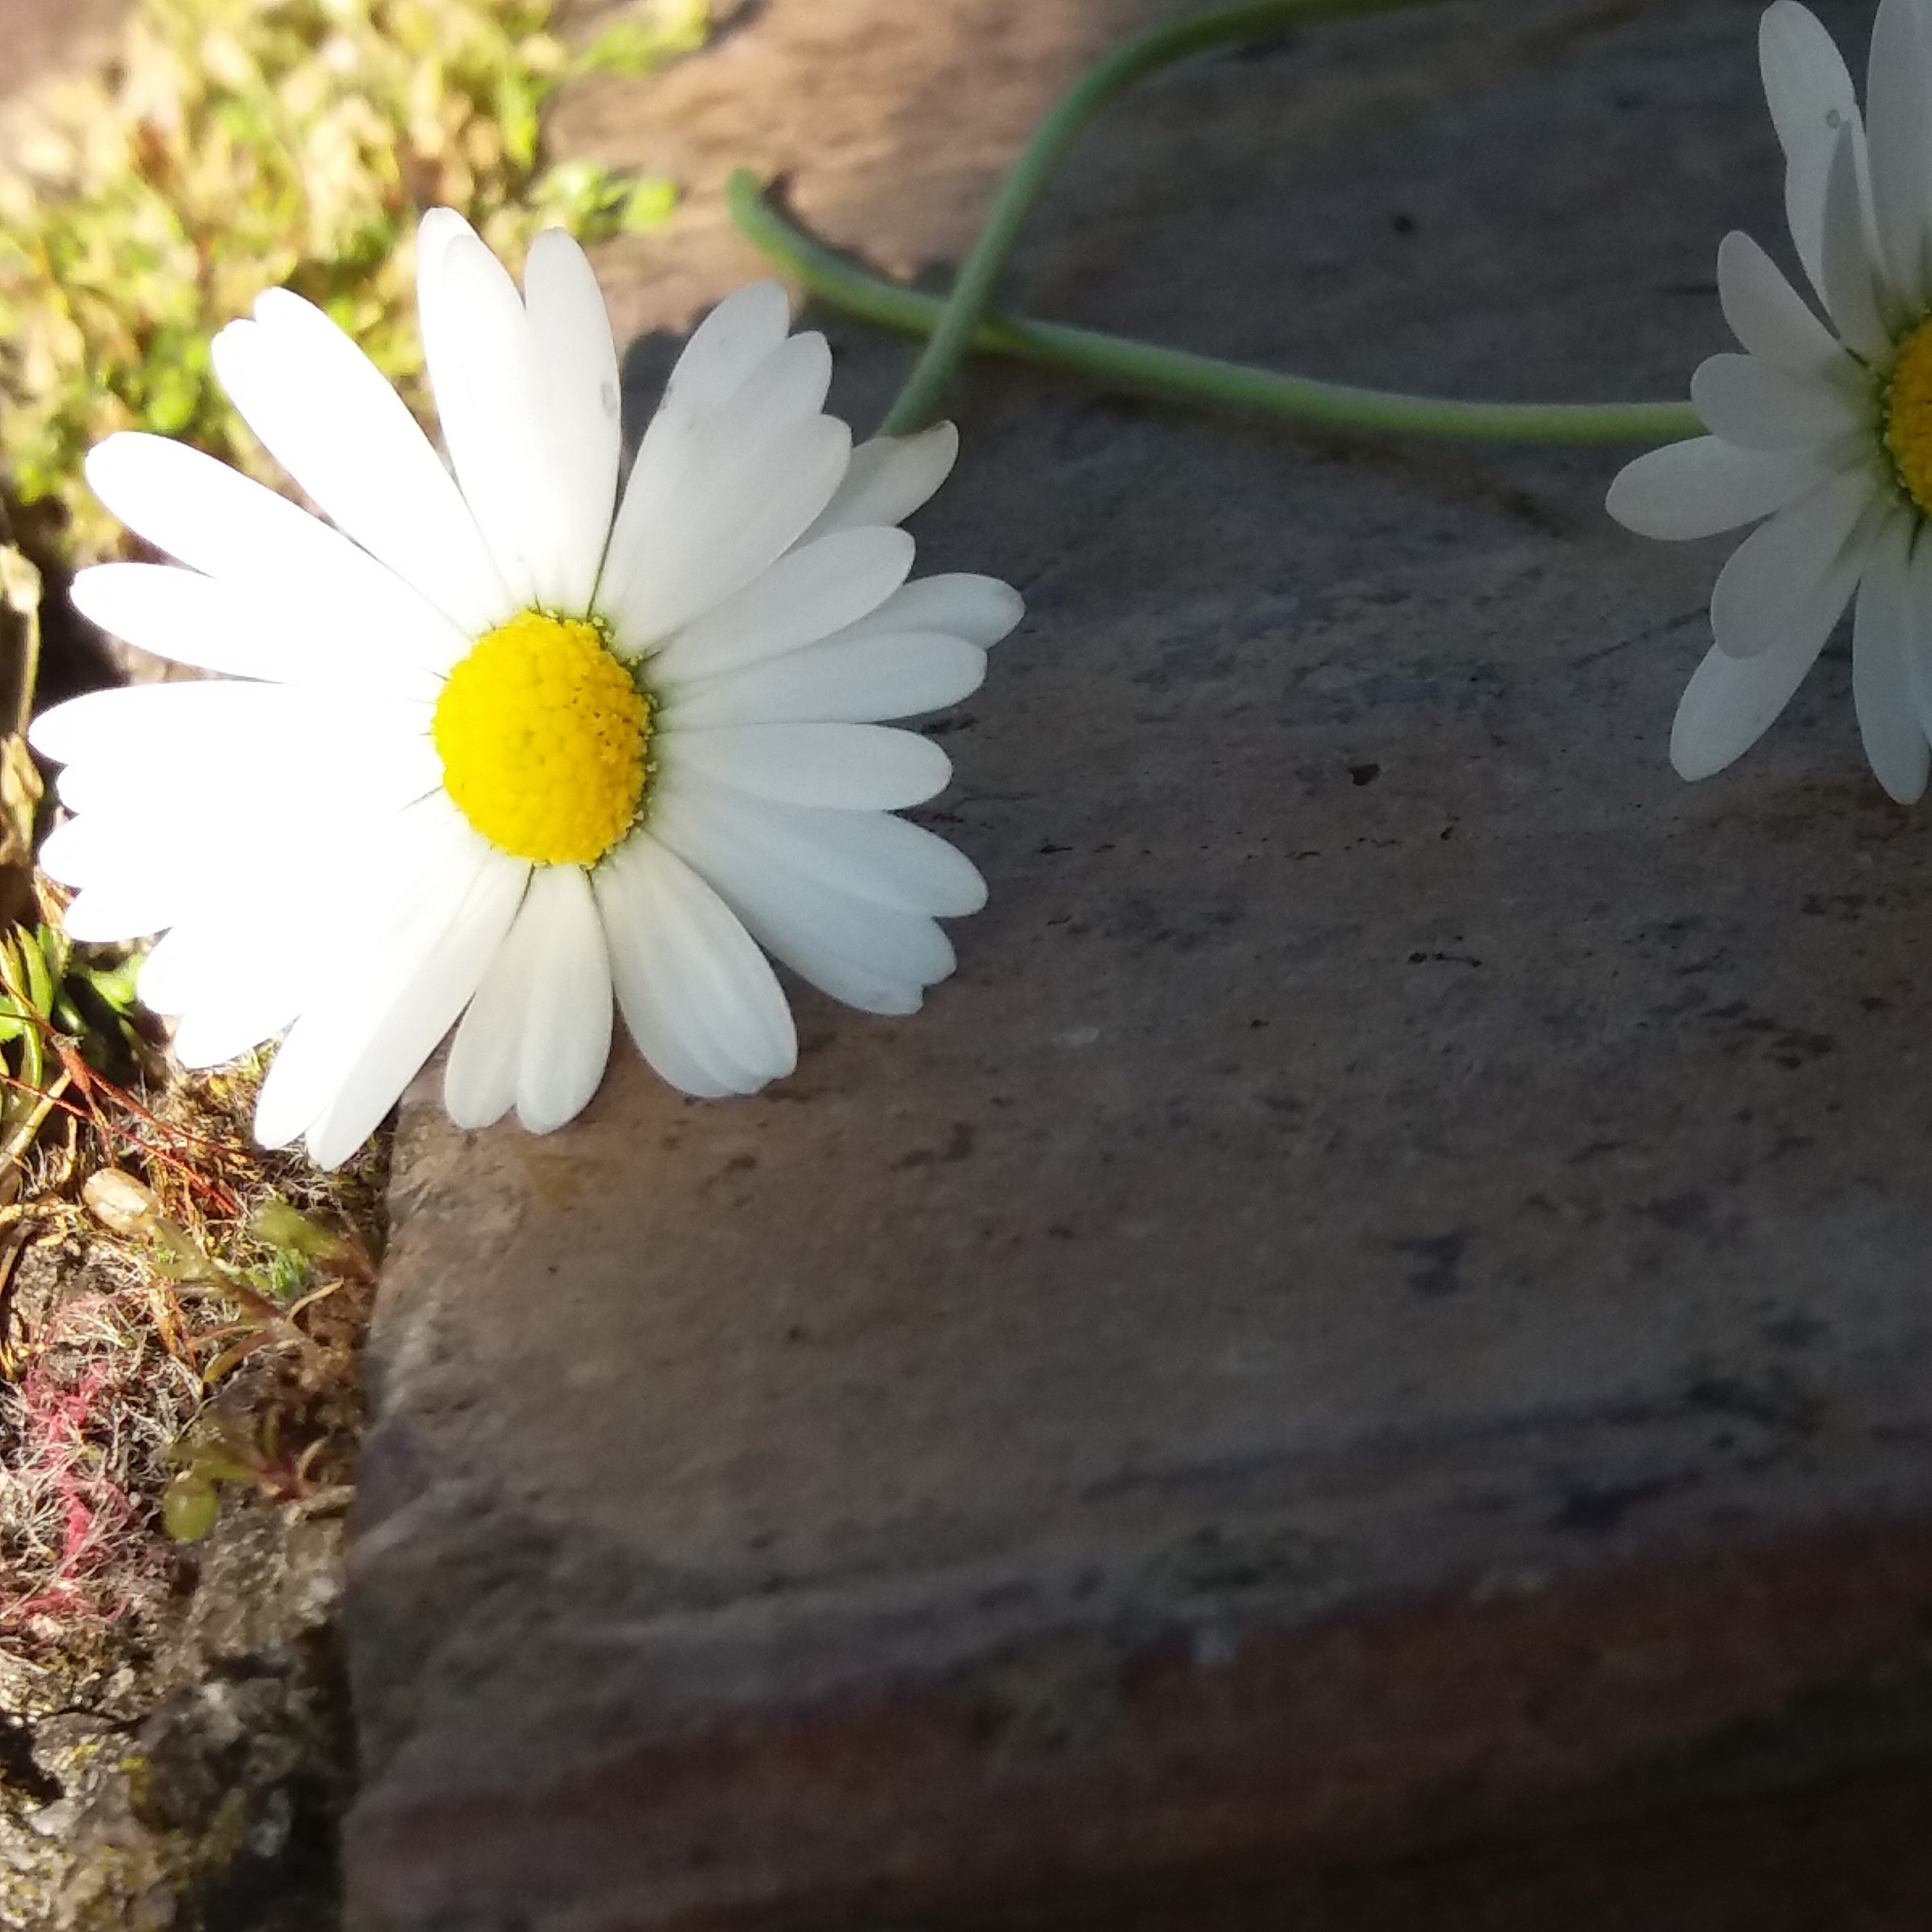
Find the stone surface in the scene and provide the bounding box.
[346,0,1932,1925]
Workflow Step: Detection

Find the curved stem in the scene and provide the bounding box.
[728,171,1702,446]
[878,0,1451,435]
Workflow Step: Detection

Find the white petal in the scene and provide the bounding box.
[825,573,1024,649]
[657,771,986,915]
[601,416,852,650]
[1672,506,1881,778]
[1716,230,1848,375]
[218,291,507,635]
[661,281,793,419]
[586,285,795,622]
[799,424,960,541]
[524,229,623,613]
[446,863,613,1134]
[32,678,436,838]
[650,528,914,683]
[601,327,848,648]
[414,208,476,333]
[441,934,528,1131]
[1672,638,1819,781]
[669,721,951,808]
[723,331,833,426]
[512,869,613,1133]
[174,998,302,1073]
[38,808,236,907]
[1851,510,1929,799]
[1865,0,1932,307]
[653,788,951,1013]
[592,835,796,1097]
[82,433,467,693]
[1818,122,1893,357]
[72,564,313,683]
[64,721,436,841]
[163,942,309,1068]
[1710,466,1875,657]
[299,850,527,1170]
[31,678,296,770]
[1689,353,1862,447]
[1761,0,1867,301]
[1606,436,1833,539]
[49,769,344,945]
[253,796,517,1153]
[57,882,178,944]
[148,855,345,1066]
[421,230,564,608]
[672,632,986,727]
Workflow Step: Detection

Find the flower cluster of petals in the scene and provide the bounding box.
[30,214,1022,1166]
[1609,0,1932,801]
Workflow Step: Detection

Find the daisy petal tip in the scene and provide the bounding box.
[952,867,990,919]
[738,277,792,319]
[904,418,961,485]
[24,708,65,766]
[1604,449,1687,536]
[1668,720,1731,784]
[511,1091,590,1137]
[986,580,1025,641]
[250,1106,307,1158]
[417,205,475,249]
[80,430,145,496]
[442,1088,510,1135]
[525,223,589,268]
[697,279,793,352]
[209,314,256,358]
[301,1128,360,1174]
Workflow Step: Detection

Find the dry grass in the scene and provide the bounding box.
[0,1041,388,1676]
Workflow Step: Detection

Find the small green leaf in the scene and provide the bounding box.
[20,931,53,1019]
[251,1196,352,1264]
[77,956,143,1011]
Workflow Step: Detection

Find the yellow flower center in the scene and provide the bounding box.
[1884,316,1932,516]
[432,610,648,866]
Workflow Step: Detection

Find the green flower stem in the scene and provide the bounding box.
[882,0,1447,435]
[726,170,1702,446]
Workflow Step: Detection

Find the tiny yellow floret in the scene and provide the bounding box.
[433,611,648,866]
[1885,317,1932,517]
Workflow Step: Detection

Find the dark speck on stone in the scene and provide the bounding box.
[893,1122,976,1169]
[1634,1192,1708,1232]
[1350,762,1381,786]
[1393,1229,1471,1297]
[1551,1475,1683,1534]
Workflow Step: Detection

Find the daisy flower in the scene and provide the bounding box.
[1607,0,1932,800]
[30,212,1021,1168]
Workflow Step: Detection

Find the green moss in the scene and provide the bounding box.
[0,0,705,562]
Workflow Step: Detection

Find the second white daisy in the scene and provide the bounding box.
[31,212,1021,1167]
[1608,0,1932,800]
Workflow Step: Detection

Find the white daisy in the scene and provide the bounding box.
[1608,0,1932,800]
[29,212,1021,1168]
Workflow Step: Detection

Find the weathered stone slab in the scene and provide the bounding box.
[346,1,1932,1923]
